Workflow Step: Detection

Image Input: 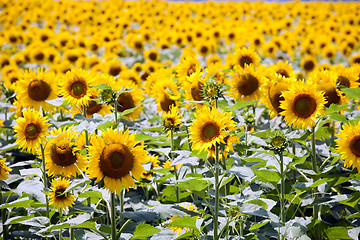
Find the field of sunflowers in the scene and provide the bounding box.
[1,0,360,239]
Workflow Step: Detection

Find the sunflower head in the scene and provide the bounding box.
[87,128,149,194]
[280,81,327,129]
[268,130,288,153]
[48,178,76,211]
[233,47,261,69]
[0,158,12,181]
[162,106,181,132]
[202,79,222,101]
[13,109,50,154]
[336,122,360,172]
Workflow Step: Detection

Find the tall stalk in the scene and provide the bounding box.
[171,129,180,202]
[83,105,91,207]
[110,192,117,240]
[279,151,285,240]
[1,189,8,240]
[311,126,320,240]
[59,209,63,240]
[40,144,50,220]
[213,142,220,240]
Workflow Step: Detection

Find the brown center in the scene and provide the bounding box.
[50,140,77,167]
[55,188,67,199]
[25,123,40,140]
[200,46,208,54]
[191,82,204,101]
[324,87,340,107]
[292,94,317,118]
[116,92,135,112]
[201,122,220,141]
[86,100,103,116]
[350,136,360,157]
[237,74,259,96]
[160,93,176,112]
[303,60,315,71]
[70,80,87,98]
[28,79,51,101]
[239,56,253,68]
[34,52,45,61]
[109,66,121,76]
[187,64,197,77]
[337,76,350,88]
[276,69,290,78]
[149,52,157,61]
[99,143,134,178]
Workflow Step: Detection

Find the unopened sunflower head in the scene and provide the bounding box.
[100,88,116,105]
[268,130,288,153]
[202,79,222,101]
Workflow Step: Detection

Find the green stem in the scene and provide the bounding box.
[1,189,8,240]
[70,228,74,240]
[214,142,220,240]
[111,192,117,240]
[41,144,50,220]
[311,126,320,240]
[59,209,63,240]
[120,189,124,222]
[114,100,119,125]
[83,105,91,207]
[279,151,285,240]
[171,129,180,203]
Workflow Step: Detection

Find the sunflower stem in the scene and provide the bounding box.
[70,228,74,240]
[311,126,320,240]
[279,151,285,240]
[114,100,119,125]
[40,144,50,220]
[120,189,125,222]
[110,192,117,240]
[171,129,180,203]
[59,209,63,240]
[83,105,91,207]
[214,142,220,240]
[1,188,8,240]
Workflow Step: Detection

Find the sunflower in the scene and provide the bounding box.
[308,70,349,108]
[114,79,143,121]
[261,74,296,118]
[332,65,359,89]
[59,68,94,108]
[15,68,58,111]
[229,64,264,101]
[45,127,87,177]
[270,61,295,79]
[0,158,12,181]
[169,203,199,237]
[182,70,205,103]
[48,178,76,211]
[232,47,261,69]
[13,109,50,154]
[162,106,181,131]
[144,49,160,62]
[300,55,317,73]
[176,54,201,83]
[87,128,149,193]
[280,81,327,129]
[163,160,180,172]
[205,62,227,85]
[350,52,360,66]
[336,122,360,172]
[189,106,236,154]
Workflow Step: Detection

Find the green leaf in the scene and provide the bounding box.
[329,113,347,122]
[315,126,332,139]
[92,83,112,90]
[131,223,161,240]
[309,178,332,188]
[246,199,268,209]
[249,220,270,231]
[179,179,209,192]
[5,215,35,225]
[0,198,34,209]
[39,221,97,233]
[19,217,49,227]
[252,169,281,183]
[342,88,360,100]
[225,100,258,111]
[166,216,199,234]
[325,226,352,240]
[324,103,350,114]
[96,121,117,131]
[220,175,235,189]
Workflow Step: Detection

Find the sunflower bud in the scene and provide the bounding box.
[100,88,116,105]
[244,113,255,125]
[203,79,222,100]
[268,130,288,153]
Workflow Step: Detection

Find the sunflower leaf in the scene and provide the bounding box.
[342,88,360,100]
[130,223,161,240]
[225,100,258,111]
[325,226,353,240]
[252,169,281,183]
[0,197,34,209]
[166,216,200,234]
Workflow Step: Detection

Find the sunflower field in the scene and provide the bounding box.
[1,0,360,239]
